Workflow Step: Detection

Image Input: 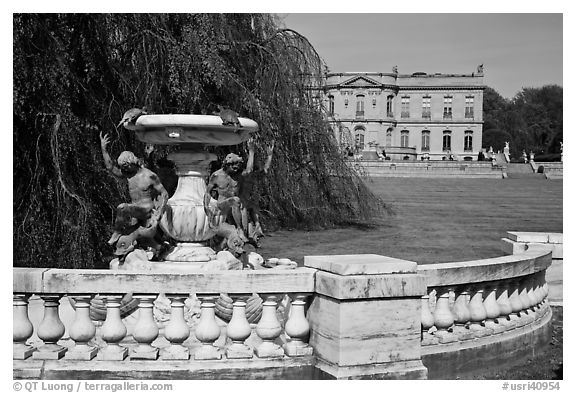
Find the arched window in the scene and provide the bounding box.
[443,130,452,151]
[421,130,430,151]
[328,95,334,115]
[400,130,409,148]
[386,128,393,147]
[464,130,473,151]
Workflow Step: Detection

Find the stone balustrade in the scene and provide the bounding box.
[13,238,557,380]
[13,268,317,379]
[417,246,553,378]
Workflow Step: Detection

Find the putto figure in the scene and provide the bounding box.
[99,132,169,258]
[204,139,274,250]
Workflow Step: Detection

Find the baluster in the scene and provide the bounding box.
[534,272,545,307]
[495,280,513,328]
[195,295,222,360]
[283,294,313,356]
[468,286,490,337]
[161,296,190,360]
[421,294,434,333]
[518,277,535,322]
[33,295,67,360]
[97,295,128,360]
[66,295,98,360]
[483,284,505,334]
[226,295,253,359]
[432,287,456,342]
[131,295,159,360]
[508,280,523,325]
[452,288,473,340]
[527,276,539,312]
[255,295,284,358]
[13,294,36,359]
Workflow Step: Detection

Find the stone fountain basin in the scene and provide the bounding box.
[126,114,258,146]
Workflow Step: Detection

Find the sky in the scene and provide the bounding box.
[279,13,563,99]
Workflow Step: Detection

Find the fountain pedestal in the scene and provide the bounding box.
[125,114,258,268]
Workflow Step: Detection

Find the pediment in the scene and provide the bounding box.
[340,75,381,87]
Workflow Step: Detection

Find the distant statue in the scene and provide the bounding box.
[99,132,169,258]
[477,64,484,74]
[503,141,510,163]
[529,151,535,162]
[522,150,528,163]
[392,65,398,73]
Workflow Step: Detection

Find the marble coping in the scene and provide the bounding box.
[304,254,417,275]
[13,267,316,295]
[418,249,551,288]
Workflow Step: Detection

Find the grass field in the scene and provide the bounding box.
[259,177,563,264]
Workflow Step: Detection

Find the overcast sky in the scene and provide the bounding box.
[279,13,563,99]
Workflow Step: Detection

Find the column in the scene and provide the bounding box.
[194,295,222,360]
[432,287,456,343]
[33,295,67,360]
[97,295,128,360]
[13,294,36,360]
[226,295,254,359]
[255,295,284,358]
[66,295,98,360]
[283,294,313,356]
[131,295,159,360]
[161,296,190,360]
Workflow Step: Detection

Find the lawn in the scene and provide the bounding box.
[259,177,563,264]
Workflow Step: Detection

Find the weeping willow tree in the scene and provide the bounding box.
[13,14,387,269]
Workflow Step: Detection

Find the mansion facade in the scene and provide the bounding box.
[323,66,485,161]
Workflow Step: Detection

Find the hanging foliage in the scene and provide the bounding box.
[13,14,387,269]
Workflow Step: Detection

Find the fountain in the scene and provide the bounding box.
[123,113,259,270]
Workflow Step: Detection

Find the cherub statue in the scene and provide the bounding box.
[99,132,169,258]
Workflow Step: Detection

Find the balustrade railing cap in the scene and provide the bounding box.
[506,231,560,244]
[304,254,417,275]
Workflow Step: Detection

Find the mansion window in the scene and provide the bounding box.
[386,129,392,147]
[356,95,365,117]
[442,131,452,151]
[355,133,365,150]
[465,96,474,118]
[443,96,453,119]
[400,130,409,148]
[422,96,431,118]
[328,95,334,115]
[421,130,430,151]
[464,131,473,151]
[401,96,410,118]
[386,95,394,117]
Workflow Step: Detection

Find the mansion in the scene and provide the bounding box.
[323,66,485,161]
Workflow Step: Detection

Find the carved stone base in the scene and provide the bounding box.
[160,345,190,360]
[65,346,98,360]
[485,320,507,334]
[194,344,222,360]
[255,342,284,358]
[97,345,128,361]
[452,325,474,341]
[421,333,439,346]
[283,342,313,357]
[13,344,36,360]
[163,243,216,263]
[468,323,493,338]
[435,330,458,344]
[131,345,159,360]
[226,343,254,359]
[33,344,67,360]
